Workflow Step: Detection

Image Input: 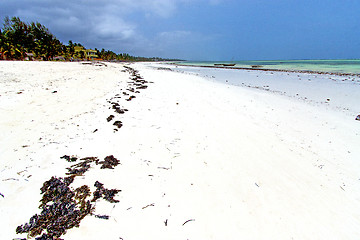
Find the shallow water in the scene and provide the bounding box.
[178,59,360,75]
[152,62,360,117]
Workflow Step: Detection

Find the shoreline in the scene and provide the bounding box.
[173,62,360,77]
[1,61,360,239]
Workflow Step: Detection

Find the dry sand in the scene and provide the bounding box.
[1,61,360,239]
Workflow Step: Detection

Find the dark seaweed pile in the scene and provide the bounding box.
[98,155,121,169]
[92,181,121,203]
[16,177,92,239]
[66,157,99,177]
[60,155,78,162]
[105,65,150,131]
[16,155,121,239]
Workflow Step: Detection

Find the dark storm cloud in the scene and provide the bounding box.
[0,0,226,59]
[0,0,190,54]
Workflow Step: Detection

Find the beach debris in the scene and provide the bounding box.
[66,159,92,176]
[92,181,120,203]
[136,85,148,89]
[157,67,172,71]
[110,102,128,114]
[113,121,123,128]
[63,156,100,176]
[94,214,110,220]
[125,95,136,101]
[107,115,115,122]
[158,166,170,170]
[182,219,195,226]
[142,203,155,209]
[60,155,78,162]
[97,155,120,169]
[164,219,168,226]
[355,115,360,121]
[16,176,93,239]
[16,154,122,239]
[0,192,4,198]
[103,65,150,132]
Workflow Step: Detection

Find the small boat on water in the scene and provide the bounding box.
[214,63,236,67]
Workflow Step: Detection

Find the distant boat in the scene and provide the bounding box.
[214,63,236,67]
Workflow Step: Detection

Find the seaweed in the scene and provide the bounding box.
[136,85,148,89]
[92,181,121,203]
[65,157,98,177]
[60,155,78,162]
[16,155,122,239]
[107,115,115,122]
[94,214,110,220]
[111,102,127,114]
[113,121,123,128]
[16,177,93,239]
[125,96,136,101]
[97,155,120,169]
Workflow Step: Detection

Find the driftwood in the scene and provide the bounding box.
[182,219,195,226]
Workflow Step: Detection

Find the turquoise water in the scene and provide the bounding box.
[178,59,360,75]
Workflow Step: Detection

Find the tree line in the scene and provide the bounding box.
[0,16,181,61]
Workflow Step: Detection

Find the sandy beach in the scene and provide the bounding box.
[1,61,360,239]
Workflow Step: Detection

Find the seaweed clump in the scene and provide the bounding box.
[98,155,120,169]
[16,177,92,239]
[66,157,99,177]
[113,121,123,129]
[16,155,122,239]
[92,181,121,203]
[60,155,78,162]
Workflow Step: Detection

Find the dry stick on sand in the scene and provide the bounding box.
[142,203,155,209]
[182,219,195,226]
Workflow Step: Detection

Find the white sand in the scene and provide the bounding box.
[1,61,360,239]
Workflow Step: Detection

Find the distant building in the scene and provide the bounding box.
[74,46,98,60]
[85,49,98,60]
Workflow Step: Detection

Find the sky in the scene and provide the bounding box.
[0,0,359,61]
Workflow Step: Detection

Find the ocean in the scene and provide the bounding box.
[177,59,360,75]
[157,59,360,116]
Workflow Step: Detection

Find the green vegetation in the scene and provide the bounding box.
[0,16,62,60]
[0,16,182,61]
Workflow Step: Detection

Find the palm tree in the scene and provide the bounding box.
[1,16,35,59]
[68,40,75,58]
[29,21,62,60]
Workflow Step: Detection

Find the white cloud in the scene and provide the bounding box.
[92,16,136,40]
